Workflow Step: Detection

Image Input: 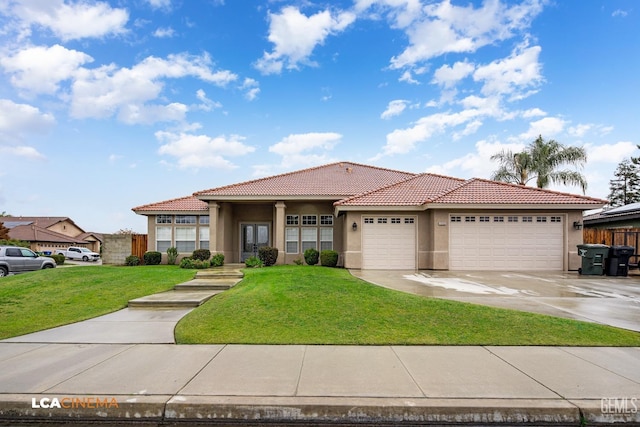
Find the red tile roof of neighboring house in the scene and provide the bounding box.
[8,224,88,244]
[430,178,607,205]
[336,173,466,206]
[132,195,209,213]
[195,162,416,197]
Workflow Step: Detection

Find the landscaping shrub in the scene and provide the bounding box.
[47,254,65,265]
[143,251,162,265]
[245,256,263,268]
[258,246,278,267]
[167,247,178,265]
[180,257,210,269]
[320,250,339,267]
[125,255,140,266]
[210,253,225,267]
[304,248,319,266]
[192,249,211,261]
[293,258,303,265]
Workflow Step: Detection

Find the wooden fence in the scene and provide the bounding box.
[583,228,640,264]
[131,234,148,260]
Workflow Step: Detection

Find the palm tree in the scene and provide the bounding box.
[490,135,588,192]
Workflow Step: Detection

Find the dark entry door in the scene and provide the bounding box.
[241,223,270,261]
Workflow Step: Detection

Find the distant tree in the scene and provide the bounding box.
[491,135,588,192]
[0,222,9,240]
[609,159,640,207]
[0,211,9,217]
[115,228,135,234]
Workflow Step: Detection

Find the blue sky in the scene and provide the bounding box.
[0,0,638,233]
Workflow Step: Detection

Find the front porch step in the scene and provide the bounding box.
[128,290,222,309]
[195,270,243,279]
[174,278,240,291]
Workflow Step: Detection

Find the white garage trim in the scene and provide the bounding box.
[362,216,417,269]
[449,214,565,271]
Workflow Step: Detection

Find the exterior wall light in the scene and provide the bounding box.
[352,222,358,231]
[573,221,583,230]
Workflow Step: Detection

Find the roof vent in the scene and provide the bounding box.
[346,167,353,174]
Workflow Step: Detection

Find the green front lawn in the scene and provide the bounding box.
[0,266,195,339]
[175,265,640,346]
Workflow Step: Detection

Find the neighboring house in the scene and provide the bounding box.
[584,203,640,229]
[132,162,606,271]
[0,216,103,253]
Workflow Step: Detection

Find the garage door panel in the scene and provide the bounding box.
[362,217,416,270]
[449,214,564,271]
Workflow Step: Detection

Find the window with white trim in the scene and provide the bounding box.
[522,216,533,223]
[405,218,415,224]
[508,216,518,222]
[199,216,210,224]
[391,218,401,224]
[286,227,299,253]
[302,215,317,225]
[451,216,461,222]
[479,216,490,222]
[320,215,334,225]
[493,216,504,222]
[364,218,374,224]
[176,215,196,224]
[199,227,209,250]
[551,216,562,223]
[301,227,317,251]
[286,215,299,225]
[156,226,172,252]
[175,227,196,252]
[536,216,547,223]
[320,227,333,251]
[156,215,172,224]
[377,218,388,224]
[465,216,476,222]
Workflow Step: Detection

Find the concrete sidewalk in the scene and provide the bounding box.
[0,343,639,425]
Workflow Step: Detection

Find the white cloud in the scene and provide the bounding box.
[432,61,475,88]
[612,9,628,18]
[70,53,237,123]
[241,78,260,101]
[0,145,45,160]
[473,43,543,98]
[0,44,93,95]
[426,138,525,179]
[269,132,342,155]
[521,107,546,118]
[519,116,566,140]
[7,0,129,41]
[568,123,592,138]
[399,70,419,84]
[381,99,409,119]
[153,27,175,38]
[156,131,255,169]
[389,0,544,69]
[146,0,172,9]
[354,0,422,28]
[585,141,637,164]
[254,6,356,74]
[194,89,222,111]
[0,99,55,140]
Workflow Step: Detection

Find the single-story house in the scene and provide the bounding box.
[584,203,640,229]
[132,162,606,271]
[0,216,103,253]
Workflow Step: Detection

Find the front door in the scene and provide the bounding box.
[241,223,270,261]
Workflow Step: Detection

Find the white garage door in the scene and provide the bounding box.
[362,216,416,269]
[449,214,564,270]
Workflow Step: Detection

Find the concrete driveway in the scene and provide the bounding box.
[351,270,640,332]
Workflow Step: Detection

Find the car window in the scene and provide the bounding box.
[6,248,22,257]
[20,248,36,257]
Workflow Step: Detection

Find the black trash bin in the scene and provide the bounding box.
[606,245,635,277]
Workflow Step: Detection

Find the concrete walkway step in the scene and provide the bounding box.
[174,278,240,291]
[128,290,222,308]
[195,270,243,279]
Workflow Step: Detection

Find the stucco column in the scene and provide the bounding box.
[209,202,219,254]
[275,201,286,264]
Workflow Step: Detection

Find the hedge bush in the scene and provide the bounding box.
[304,248,319,266]
[320,250,339,267]
[125,255,140,266]
[210,253,225,267]
[192,249,211,261]
[258,246,278,267]
[167,247,178,265]
[47,254,65,265]
[143,251,162,265]
[180,257,210,269]
[245,256,263,268]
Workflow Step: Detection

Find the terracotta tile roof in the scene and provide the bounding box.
[132,195,209,213]
[8,224,88,244]
[195,162,415,197]
[336,173,466,206]
[430,178,607,205]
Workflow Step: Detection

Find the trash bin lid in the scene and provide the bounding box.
[577,244,609,248]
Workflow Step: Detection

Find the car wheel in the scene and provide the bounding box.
[0,267,7,277]
[43,264,53,269]
[82,256,89,262]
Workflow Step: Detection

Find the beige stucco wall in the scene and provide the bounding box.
[47,220,84,238]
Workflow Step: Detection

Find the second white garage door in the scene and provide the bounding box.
[362,216,416,269]
[449,214,564,270]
